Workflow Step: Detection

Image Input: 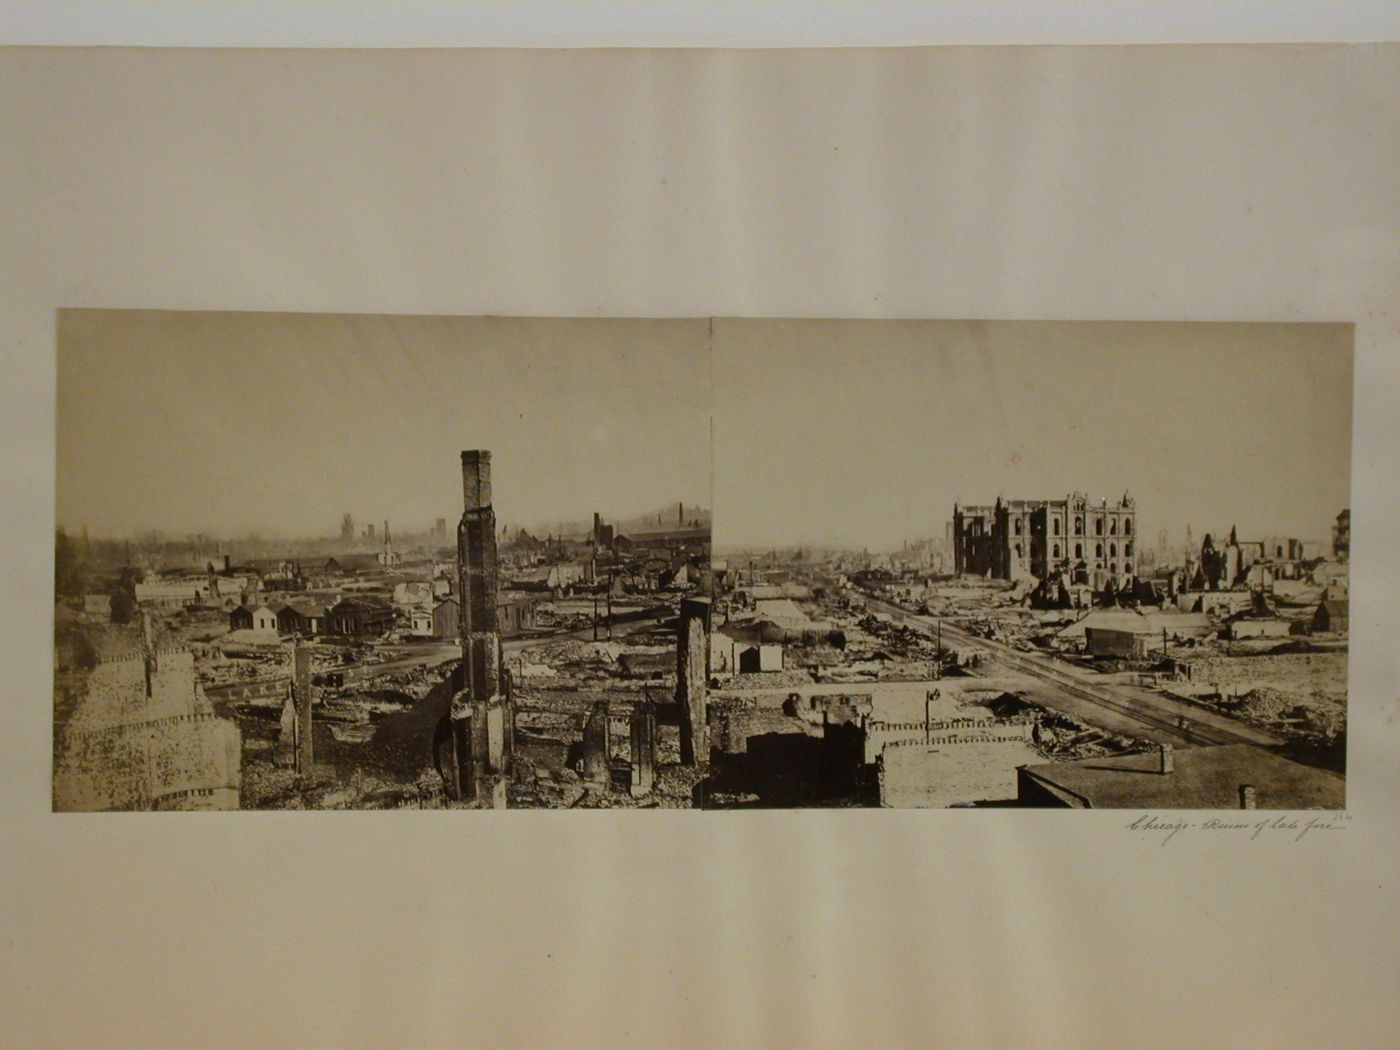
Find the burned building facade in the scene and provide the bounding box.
[952,492,1137,586]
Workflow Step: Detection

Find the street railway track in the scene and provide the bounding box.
[861,592,1282,749]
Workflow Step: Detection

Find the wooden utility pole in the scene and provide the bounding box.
[935,618,942,680]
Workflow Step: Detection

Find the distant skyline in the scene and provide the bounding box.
[57,312,711,538]
[67,499,712,547]
[57,314,1352,554]
[713,320,1352,551]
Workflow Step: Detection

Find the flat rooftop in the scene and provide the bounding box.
[1019,744,1343,809]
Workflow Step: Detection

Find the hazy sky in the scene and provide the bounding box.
[57,314,1352,549]
[713,320,1353,551]
[57,312,711,537]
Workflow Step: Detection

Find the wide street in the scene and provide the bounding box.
[860,592,1283,749]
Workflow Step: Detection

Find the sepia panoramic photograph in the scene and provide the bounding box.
[53,313,1351,810]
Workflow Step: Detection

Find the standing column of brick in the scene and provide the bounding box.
[582,701,611,793]
[676,597,710,766]
[630,700,656,797]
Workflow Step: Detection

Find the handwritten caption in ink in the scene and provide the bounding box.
[1125,812,1352,846]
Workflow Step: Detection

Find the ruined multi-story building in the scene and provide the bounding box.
[53,614,242,810]
[952,492,1137,586]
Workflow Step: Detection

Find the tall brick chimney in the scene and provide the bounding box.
[1239,784,1257,810]
[444,450,511,803]
[458,451,499,706]
[1158,743,1174,775]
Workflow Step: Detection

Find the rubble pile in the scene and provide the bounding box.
[716,669,814,691]
[1182,649,1347,742]
[783,645,846,671]
[507,715,700,809]
[1027,709,1144,761]
[548,762,703,809]
[1231,686,1346,743]
[356,664,439,700]
[517,639,650,685]
[509,757,586,808]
